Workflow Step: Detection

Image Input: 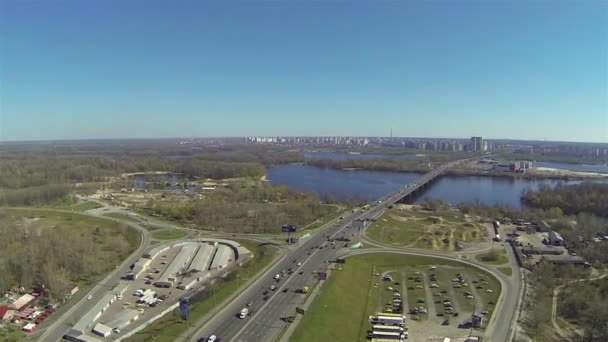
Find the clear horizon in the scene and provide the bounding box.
[1,1,607,142]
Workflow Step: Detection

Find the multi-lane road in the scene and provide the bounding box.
[189,159,479,342]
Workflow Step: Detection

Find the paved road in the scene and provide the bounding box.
[35,199,284,342]
[28,206,151,342]
[338,247,520,342]
[188,161,474,342]
[357,213,522,342]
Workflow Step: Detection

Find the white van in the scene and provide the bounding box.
[239,308,249,319]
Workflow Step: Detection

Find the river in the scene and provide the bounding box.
[266,164,585,209]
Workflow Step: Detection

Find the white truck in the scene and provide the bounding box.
[239,308,249,319]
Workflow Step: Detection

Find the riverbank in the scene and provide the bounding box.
[447,168,608,180]
[298,162,607,180]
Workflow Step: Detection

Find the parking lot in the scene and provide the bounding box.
[374,264,500,341]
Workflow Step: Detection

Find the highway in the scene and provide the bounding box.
[189,160,469,342]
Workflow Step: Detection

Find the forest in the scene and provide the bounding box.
[558,277,608,341]
[522,182,608,217]
[145,182,337,233]
[0,142,303,206]
[0,209,139,300]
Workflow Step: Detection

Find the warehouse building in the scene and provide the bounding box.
[188,243,215,272]
[547,231,565,246]
[104,308,139,330]
[522,246,564,255]
[155,244,197,288]
[541,255,589,266]
[66,292,116,340]
[143,245,171,260]
[92,323,112,338]
[128,258,152,280]
[210,244,233,270]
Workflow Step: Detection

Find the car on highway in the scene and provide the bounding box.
[87,295,93,300]
[297,262,302,266]
[273,274,280,280]
[207,335,218,342]
[270,285,276,291]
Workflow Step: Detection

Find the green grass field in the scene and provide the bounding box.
[53,201,103,211]
[290,253,501,342]
[498,267,513,276]
[124,240,278,342]
[151,229,188,240]
[103,212,142,223]
[475,248,509,265]
[302,206,349,231]
[1,209,140,286]
[366,209,487,251]
[0,325,25,342]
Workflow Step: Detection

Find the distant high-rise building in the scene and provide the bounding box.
[470,136,484,152]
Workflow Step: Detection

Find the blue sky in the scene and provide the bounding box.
[1,0,606,142]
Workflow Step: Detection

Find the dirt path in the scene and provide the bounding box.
[551,273,608,341]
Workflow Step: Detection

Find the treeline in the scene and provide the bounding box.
[0,210,138,300]
[558,278,608,341]
[524,264,594,340]
[174,160,266,179]
[146,183,336,233]
[0,143,304,205]
[306,158,432,173]
[522,182,608,217]
[0,184,72,206]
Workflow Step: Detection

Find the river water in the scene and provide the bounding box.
[266,164,585,209]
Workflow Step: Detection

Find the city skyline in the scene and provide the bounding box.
[1,0,607,142]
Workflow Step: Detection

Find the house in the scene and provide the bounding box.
[67,283,79,296]
[547,231,565,246]
[0,305,14,322]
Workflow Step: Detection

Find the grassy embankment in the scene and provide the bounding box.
[151,229,188,240]
[124,240,278,342]
[290,253,501,342]
[366,208,487,251]
[55,201,103,211]
[475,248,510,265]
[498,267,513,276]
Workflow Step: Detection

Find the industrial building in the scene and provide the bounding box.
[104,308,139,330]
[128,258,152,280]
[154,245,197,288]
[210,244,233,270]
[522,247,564,255]
[92,323,112,338]
[547,231,565,246]
[66,292,117,341]
[541,255,589,266]
[188,243,215,272]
